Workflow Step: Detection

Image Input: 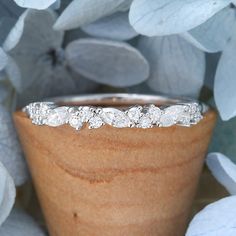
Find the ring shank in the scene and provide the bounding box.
[23,93,208,129]
[47,93,208,113]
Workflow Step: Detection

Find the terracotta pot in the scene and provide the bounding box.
[14,101,216,236]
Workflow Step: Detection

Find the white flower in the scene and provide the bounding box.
[206,152,236,195]
[138,35,205,98]
[0,208,46,235]
[54,0,132,30]
[0,1,25,93]
[81,12,138,41]
[0,104,28,185]
[181,6,236,53]
[3,9,97,107]
[65,38,149,87]
[13,0,57,10]
[214,29,236,121]
[0,161,15,227]
[129,0,231,36]
[186,152,236,235]
[186,196,236,236]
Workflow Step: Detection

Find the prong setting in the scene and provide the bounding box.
[23,101,204,131]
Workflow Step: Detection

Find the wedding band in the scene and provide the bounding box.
[22,93,208,130]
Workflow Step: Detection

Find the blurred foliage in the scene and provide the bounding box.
[0,0,236,234]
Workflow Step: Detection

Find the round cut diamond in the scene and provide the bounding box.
[27,102,55,125]
[79,106,94,122]
[23,100,203,131]
[127,106,142,123]
[187,103,202,124]
[191,114,203,124]
[69,115,83,130]
[178,114,191,126]
[138,115,152,128]
[89,116,104,129]
[45,106,69,127]
[147,105,162,124]
[189,103,199,114]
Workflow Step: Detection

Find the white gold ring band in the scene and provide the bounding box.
[22,93,208,130]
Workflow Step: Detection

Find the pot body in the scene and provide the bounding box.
[14,109,216,236]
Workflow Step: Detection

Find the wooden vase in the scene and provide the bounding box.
[14,106,216,236]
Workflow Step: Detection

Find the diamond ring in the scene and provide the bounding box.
[22,94,208,131]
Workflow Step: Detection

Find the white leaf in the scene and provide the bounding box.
[0,1,23,19]
[138,35,205,98]
[0,1,23,47]
[117,0,133,12]
[3,10,29,52]
[4,9,62,53]
[186,196,236,236]
[6,9,63,90]
[209,116,236,162]
[0,18,19,46]
[0,105,28,186]
[54,0,130,30]
[118,0,133,11]
[13,0,57,10]
[81,12,138,41]
[204,53,221,90]
[182,7,236,52]
[65,38,149,87]
[64,29,88,45]
[0,208,46,235]
[50,0,61,9]
[129,0,231,36]
[0,161,16,227]
[17,61,98,107]
[206,152,236,195]
[0,48,8,71]
[214,32,236,120]
[5,56,22,92]
[0,83,10,103]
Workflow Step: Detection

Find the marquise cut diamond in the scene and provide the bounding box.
[23,100,204,131]
[45,106,69,127]
[102,108,130,128]
[160,105,189,127]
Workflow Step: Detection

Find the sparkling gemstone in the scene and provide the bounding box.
[68,115,83,130]
[101,109,115,125]
[138,115,152,128]
[160,105,185,127]
[147,105,162,124]
[45,106,69,127]
[192,114,203,124]
[189,103,199,114]
[178,114,191,126]
[127,106,142,123]
[79,106,94,122]
[89,116,104,129]
[102,108,130,128]
[30,102,55,125]
[159,115,175,127]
